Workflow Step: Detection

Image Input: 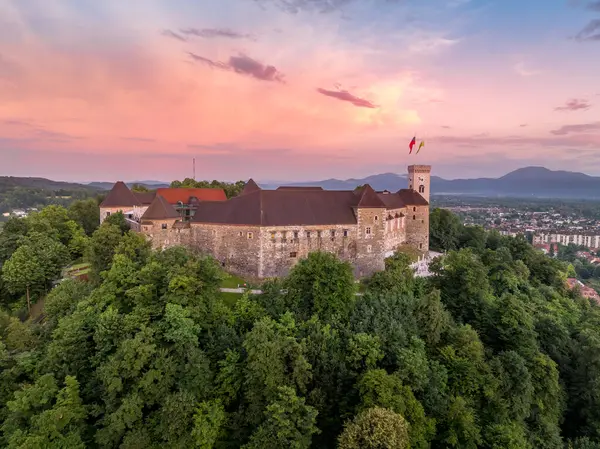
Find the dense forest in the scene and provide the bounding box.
[1,206,600,447]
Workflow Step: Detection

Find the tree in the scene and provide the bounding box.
[430,208,462,252]
[103,211,129,234]
[244,387,319,449]
[0,217,29,264]
[338,407,410,449]
[131,183,149,192]
[284,251,356,320]
[2,375,87,448]
[68,199,100,235]
[85,223,123,282]
[2,232,69,312]
[1,245,45,312]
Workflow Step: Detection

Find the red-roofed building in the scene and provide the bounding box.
[155,188,227,204]
[99,183,226,225]
[566,278,600,304]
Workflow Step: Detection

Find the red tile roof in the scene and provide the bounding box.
[155,188,227,204]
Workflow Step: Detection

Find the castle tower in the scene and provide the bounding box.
[407,165,431,203]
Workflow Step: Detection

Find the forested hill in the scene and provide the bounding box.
[1,206,600,447]
[0,176,101,194]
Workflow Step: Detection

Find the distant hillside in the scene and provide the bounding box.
[0,177,102,194]
[86,181,170,190]
[265,167,600,199]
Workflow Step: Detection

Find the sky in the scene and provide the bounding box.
[0,0,599,183]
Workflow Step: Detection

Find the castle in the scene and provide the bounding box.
[99,165,431,279]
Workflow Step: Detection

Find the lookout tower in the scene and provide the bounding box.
[407,165,431,204]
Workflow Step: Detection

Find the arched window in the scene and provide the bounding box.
[418,185,425,193]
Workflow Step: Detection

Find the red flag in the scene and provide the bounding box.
[409,137,416,153]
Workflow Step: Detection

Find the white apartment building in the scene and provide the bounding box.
[533,232,600,249]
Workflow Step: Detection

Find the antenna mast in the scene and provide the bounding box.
[193,158,196,180]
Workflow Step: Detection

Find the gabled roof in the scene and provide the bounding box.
[100,181,141,208]
[141,195,180,220]
[190,182,429,227]
[155,188,227,204]
[192,189,361,226]
[397,189,429,206]
[241,179,261,195]
[355,184,387,208]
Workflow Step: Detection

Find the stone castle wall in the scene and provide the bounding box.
[404,205,429,251]
[258,224,359,278]
[353,207,387,277]
[383,208,407,254]
[142,202,429,280]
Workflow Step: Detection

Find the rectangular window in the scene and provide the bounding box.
[331,230,336,237]
[293,231,299,239]
[365,227,371,235]
[161,223,167,230]
[317,231,322,238]
[306,231,311,238]
[248,232,253,239]
[106,212,111,216]
[343,229,348,237]
[270,232,276,240]
[290,252,297,258]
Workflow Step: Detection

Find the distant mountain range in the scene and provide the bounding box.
[4,166,600,199]
[263,167,600,199]
[86,181,171,190]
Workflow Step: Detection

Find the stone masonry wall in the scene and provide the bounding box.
[355,207,387,277]
[100,206,149,224]
[383,207,408,255]
[404,205,429,252]
[99,207,125,224]
[142,205,428,280]
[142,219,188,249]
[259,224,358,278]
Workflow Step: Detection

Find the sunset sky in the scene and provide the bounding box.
[1,0,599,183]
